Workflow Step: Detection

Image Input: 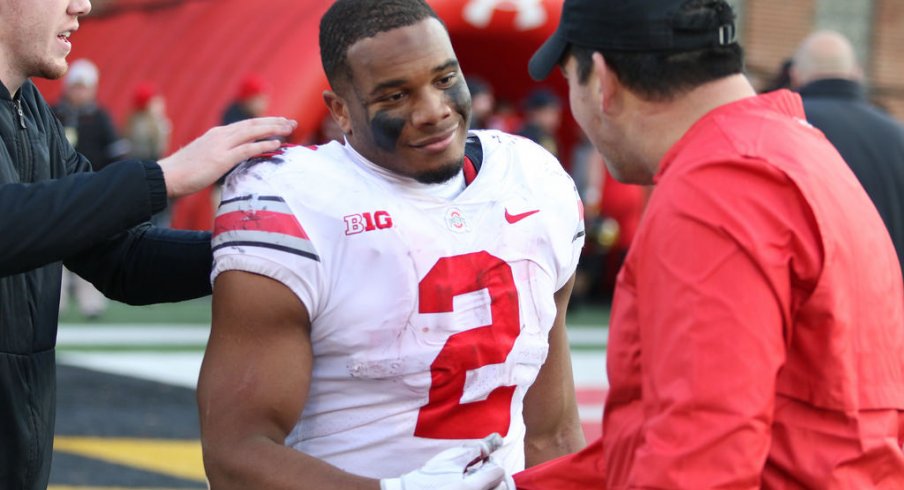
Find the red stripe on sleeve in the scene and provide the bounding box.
[214,210,310,240]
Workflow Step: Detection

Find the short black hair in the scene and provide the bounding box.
[569,0,743,102]
[320,0,444,88]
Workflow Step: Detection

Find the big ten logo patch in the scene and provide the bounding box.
[344,211,394,235]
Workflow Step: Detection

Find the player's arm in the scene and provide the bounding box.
[198,270,379,490]
[198,271,509,490]
[521,273,586,467]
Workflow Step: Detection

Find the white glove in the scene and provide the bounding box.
[380,433,515,490]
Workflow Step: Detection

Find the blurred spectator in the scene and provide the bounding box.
[486,98,522,133]
[466,76,495,129]
[222,74,272,125]
[215,73,273,195]
[125,81,172,227]
[792,30,904,276]
[570,140,647,304]
[53,59,129,171]
[202,73,275,219]
[570,134,601,204]
[518,88,562,157]
[53,59,127,320]
[761,58,793,93]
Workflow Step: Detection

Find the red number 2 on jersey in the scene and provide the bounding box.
[414,251,520,439]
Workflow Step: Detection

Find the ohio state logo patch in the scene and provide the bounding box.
[445,207,471,234]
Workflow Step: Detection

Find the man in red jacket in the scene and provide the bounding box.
[519,0,904,488]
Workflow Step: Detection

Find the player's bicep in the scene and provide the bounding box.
[198,270,313,447]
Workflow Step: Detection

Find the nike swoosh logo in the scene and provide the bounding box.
[505,208,540,224]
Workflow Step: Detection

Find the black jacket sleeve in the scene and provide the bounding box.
[1,85,214,304]
[58,160,213,304]
[0,159,166,276]
[64,224,213,305]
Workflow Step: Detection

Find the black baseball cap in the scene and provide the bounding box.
[529,0,738,80]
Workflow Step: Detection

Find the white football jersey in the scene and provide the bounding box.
[211,130,584,478]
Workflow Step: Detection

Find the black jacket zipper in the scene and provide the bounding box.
[11,96,33,181]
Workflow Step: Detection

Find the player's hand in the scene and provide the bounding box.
[158,117,296,198]
[380,433,515,490]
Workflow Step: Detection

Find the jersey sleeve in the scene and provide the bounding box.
[518,135,585,291]
[211,161,324,318]
[559,181,586,290]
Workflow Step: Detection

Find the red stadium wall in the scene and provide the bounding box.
[36,0,573,230]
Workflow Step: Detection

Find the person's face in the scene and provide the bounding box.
[148,95,166,117]
[64,81,95,106]
[244,94,269,117]
[563,54,646,184]
[327,18,471,184]
[531,105,561,134]
[0,0,91,87]
[471,91,494,121]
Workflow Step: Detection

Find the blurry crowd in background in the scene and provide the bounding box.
[58,26,904,317]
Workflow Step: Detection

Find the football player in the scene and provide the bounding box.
[197,1,586,489]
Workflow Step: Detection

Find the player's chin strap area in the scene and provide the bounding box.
[379,433,515,490]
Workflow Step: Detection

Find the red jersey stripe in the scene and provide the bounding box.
[214,210,309,240]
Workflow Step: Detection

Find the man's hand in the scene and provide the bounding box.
[158,117,296,198]
[380,434,515,490]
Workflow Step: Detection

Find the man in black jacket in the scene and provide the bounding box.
[792,30,904,276]
[0,0,296,488]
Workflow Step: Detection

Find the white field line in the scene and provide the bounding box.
[57,352,203,389]
[58,351,608,424]
[58,324,210,346]
[57,323,610,422]
[566,326,608,346]
[58,324,608,347]
[578,404,604,423]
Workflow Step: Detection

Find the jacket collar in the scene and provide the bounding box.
[0,78,24,101]
[0,79,12,101]
[797,78,866,102]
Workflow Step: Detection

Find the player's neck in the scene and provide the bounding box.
[343,141,467,201]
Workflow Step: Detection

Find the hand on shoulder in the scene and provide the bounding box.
[158,117,296,198]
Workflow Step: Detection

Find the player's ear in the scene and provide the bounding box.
[593,52,619,114]
[323,90,352,136]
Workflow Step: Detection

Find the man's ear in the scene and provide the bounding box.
[593,52,618,113]
[852,64,865,83]
[788,64,804,89]
[323,90,352,136]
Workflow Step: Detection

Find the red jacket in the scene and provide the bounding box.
[516,90,904,489]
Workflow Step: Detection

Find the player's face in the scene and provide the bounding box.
[0,0,91,88]
[333,18,470,184]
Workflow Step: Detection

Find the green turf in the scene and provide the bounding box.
[59,296,611,328]
[58,344,208,352]
[59,297,213,325]
[565,303,610,327]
